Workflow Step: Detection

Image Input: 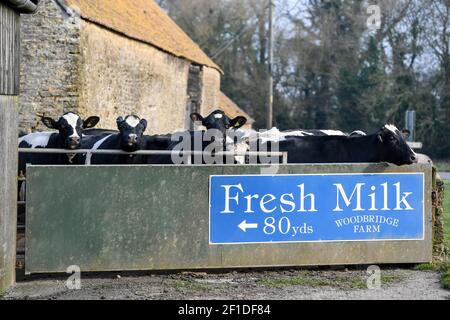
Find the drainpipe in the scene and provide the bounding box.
[3,0,40,13]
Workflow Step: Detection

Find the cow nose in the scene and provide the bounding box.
[411,155,418,163]
[128,134,138,144]
[70,136,80,144]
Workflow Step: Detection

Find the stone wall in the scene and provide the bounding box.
[20,0,81,132]
[19,0,222,135]
[199,66,221,116]
[78,21,194,134]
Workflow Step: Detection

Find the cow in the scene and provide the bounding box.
[18,112,99,201]
[82,128,118,136]
[80,115,148,165]
[238,127,366,143]
[147,110,248,165]
[191,110,248,163]
[223,127,367,164]
[18,112,100,173]
[190,110,247,136]
[267,124,417,166]
[187,111,366,164]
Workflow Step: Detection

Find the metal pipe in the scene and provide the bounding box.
[282,152,288,164]
[18,148,286,157]
[4,0,39,13]
[266,0,274,129]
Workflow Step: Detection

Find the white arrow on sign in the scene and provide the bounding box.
[238,220,258,232]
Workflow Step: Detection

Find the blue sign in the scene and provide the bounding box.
[209,173,424,245]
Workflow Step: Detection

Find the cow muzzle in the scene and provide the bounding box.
[67,136,80,149]
[128,134,138,146]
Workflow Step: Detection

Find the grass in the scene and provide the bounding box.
[441,266,450,289]
[438,180,450,290]
[414,263,440,271]
[259,272,401,290]
[444,181,450,250]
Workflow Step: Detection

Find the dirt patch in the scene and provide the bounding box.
[2,266,450,300]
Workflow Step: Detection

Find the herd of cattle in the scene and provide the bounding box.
[18,110,419,175]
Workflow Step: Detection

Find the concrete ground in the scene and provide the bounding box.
[2,266,449,300]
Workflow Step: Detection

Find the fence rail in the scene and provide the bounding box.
[18,148,289,164]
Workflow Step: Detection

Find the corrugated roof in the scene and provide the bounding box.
[219,92,255,125]
[64,0,221,72]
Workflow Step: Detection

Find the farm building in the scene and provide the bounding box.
[19,0,253,134]
[1,0,40,295]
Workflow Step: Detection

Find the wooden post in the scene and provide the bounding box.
[0,2,20,295]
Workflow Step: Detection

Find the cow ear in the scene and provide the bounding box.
[116,116,124,127]
[401,129,411,140]
[230,116,247,129]
[140,119,148,132]
[41,117,57,129]
[83,116,100,129]
[190,113,204,124]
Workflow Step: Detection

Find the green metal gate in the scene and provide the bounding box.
[25,163,433,274]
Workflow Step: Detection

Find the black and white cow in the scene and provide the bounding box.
[80,115,148,165]
[190,110,247,136]
[194,110,249,164]
[239,127,366,143]
[183,111,366,164]
[82,128,118,136]
[18,112,100,173]
[271,124,417,165]
[146,110,249,165]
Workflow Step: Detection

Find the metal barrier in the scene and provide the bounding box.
[15,148,288,267]
[18,148,289,165]
[23,163,433,274]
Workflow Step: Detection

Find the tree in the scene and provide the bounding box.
[160,0,450,158]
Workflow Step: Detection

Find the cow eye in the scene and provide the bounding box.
[389,136,395,141]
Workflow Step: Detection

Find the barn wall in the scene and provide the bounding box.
[0,3,20,295]
[199,66,221,116]
[18,0,224,135]
[78,21,191,134]
[19,0,81,132]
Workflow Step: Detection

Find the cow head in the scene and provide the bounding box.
[41,112,100,149]
[376,124,417,165]
[190,110,247,136]
[116,115,148,152]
